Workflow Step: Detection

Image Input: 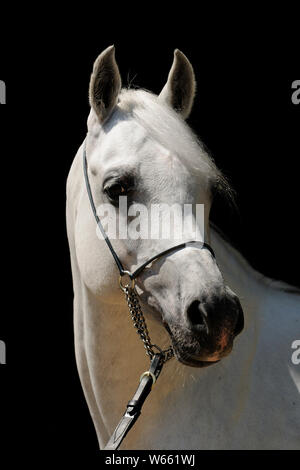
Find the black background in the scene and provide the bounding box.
[0,21,299,458]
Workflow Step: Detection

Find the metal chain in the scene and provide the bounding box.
[124,285,174,364]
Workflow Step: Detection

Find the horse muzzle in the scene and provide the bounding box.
[165,293,244,368]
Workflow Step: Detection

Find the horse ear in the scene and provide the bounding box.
[89,45,122,123]
[158,49,196,120]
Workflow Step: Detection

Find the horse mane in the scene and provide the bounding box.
[116,88,235,205]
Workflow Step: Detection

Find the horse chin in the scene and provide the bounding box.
[173,341,233,368]
[172,344,223,368]
[163,323,230,368]
[176,353,220,368]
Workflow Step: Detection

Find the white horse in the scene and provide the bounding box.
[66,46,300,450]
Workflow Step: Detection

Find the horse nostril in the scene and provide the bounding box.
[187,300,207,331]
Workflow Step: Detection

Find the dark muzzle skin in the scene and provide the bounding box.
[165,292,244,368]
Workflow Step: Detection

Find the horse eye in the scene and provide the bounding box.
[104,182,127,201]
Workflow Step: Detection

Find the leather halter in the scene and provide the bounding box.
[83,139,216,450]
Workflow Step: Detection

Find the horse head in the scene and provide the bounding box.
[83,45,244,368]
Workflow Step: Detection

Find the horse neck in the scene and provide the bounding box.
[210,226,262,328]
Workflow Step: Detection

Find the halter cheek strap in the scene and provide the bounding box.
[83,142,126,275]
[83,140,215,280]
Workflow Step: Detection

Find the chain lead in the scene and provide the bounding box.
[123,285,174,364]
